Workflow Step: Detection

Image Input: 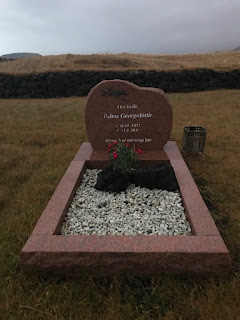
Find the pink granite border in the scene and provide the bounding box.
[31,160,86,235]
[20,142,231,276]
[21,235,229,276]
[164,143,221,236]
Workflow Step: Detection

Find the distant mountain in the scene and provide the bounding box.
[232,46,240,51]
[1,52,41,60]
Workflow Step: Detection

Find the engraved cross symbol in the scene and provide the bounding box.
[100,87,127,101]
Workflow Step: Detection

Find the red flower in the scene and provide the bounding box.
[108,144,112,148]
[113,154,118,159]
[137,149,143,154]
[125,143,130,147]
[113,151,117,156]
[113,140,118,145]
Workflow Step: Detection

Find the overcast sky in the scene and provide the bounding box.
[1,0,240,56]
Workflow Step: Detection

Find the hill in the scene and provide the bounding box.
[0,51,239,75]
[232,46,240,51]
[1,52,41,60]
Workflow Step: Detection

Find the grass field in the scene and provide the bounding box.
[0,51,240,75]
[0,90,239,319]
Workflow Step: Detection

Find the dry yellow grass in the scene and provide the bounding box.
[0,51,240,75]
[0,91,239,319]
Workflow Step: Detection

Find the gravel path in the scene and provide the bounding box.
[60,169,191,236]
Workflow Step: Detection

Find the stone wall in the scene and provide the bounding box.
[0,69,239,98]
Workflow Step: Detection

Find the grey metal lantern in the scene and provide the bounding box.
[182,126,206,154]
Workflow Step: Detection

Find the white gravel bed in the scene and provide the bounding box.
[60,169,191,236]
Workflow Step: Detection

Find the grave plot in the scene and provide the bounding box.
[20,80,230,276]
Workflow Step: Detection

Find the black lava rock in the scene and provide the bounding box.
[95,165,130,193]
[133,163,179,191]
[95,163,179,193]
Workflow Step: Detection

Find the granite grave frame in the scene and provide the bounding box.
[20,141,231,277]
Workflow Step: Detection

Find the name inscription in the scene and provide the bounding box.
[104,112,152,119]
[102,101,155,144]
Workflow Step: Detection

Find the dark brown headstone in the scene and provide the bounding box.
[85,80,173,150]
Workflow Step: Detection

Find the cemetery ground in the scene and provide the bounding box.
[0,90,239,319]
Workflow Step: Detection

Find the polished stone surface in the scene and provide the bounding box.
[85,80,173,151]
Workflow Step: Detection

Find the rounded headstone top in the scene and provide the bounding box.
[85,80,173,150]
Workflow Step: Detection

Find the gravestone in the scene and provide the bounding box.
[85,80,173,151]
